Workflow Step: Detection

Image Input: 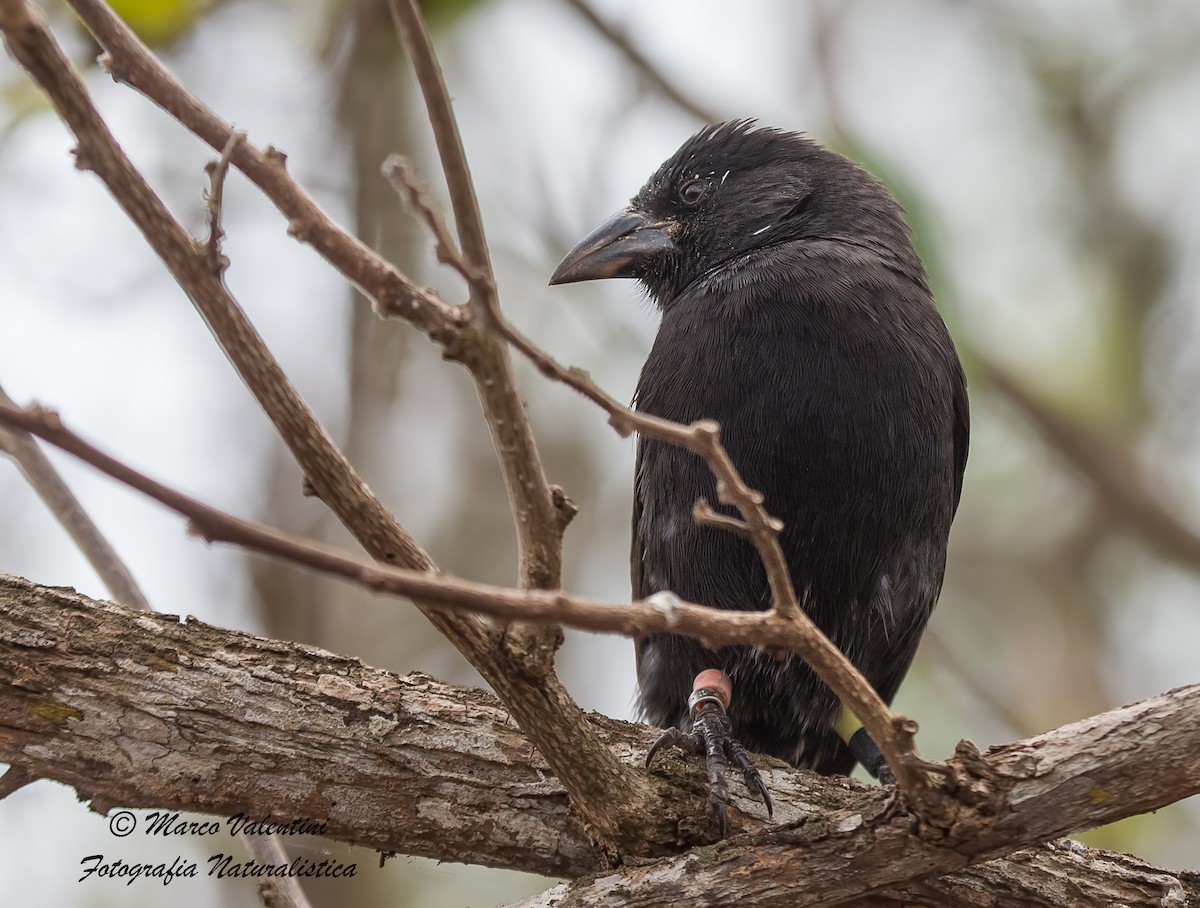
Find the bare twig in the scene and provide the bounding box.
[386,0,495,306]
[201,129,243,271]
[0,398,921,682]
[383,154,480,283]
[561,0,716,123]
[388,0,569,597]
[0,381,150,610]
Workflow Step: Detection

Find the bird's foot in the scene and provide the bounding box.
[645,669,773,836]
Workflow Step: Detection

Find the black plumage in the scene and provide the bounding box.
[552,120,968,778]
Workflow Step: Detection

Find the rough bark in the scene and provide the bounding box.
[3,573,1198,907]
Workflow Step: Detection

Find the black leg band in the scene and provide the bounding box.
[848,727,887,779]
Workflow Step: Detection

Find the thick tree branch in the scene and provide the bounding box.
[0,573,592,876]
[2,574,1197,906]
[510,689,1200,907]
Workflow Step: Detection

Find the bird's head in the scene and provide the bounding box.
[550,120,920,306]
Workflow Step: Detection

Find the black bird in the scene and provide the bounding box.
[551,121,968,825]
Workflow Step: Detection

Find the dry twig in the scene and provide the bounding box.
[0,381,150,610]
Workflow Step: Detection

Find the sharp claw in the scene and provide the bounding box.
[647,726,701,767]
[725,733,774,818]
[751,775,774,819]
[645,728,676,768]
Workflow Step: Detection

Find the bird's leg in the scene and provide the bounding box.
[646,669,774,836]
[834,707,896,785]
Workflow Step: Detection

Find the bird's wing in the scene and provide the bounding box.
[631,436,646,600]
[951,361,971,510]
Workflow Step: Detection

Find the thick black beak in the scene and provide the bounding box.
[549,209,674,285]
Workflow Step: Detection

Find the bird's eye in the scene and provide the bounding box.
[678,179,710,206]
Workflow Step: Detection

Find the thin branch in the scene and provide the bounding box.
[982,360,1200,568]
[4,575,1199,904]
[692,498,756,541]
[388,0,569,596]
[202,129,242,271]
[0,381,150,610]
[0,398,930,684]
[383,154,479,283]
[387,0,495,304]
[561,0,716,123]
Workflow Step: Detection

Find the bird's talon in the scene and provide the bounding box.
[747,772,774,819]
[646,698,772,835]
[726,733,774,819]
[646,726,702,768]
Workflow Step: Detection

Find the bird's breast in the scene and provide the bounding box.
[634,264,959,607]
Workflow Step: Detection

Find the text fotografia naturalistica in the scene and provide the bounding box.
[78,853,357,886]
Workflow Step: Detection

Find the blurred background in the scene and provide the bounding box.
[2,0,1199,904]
